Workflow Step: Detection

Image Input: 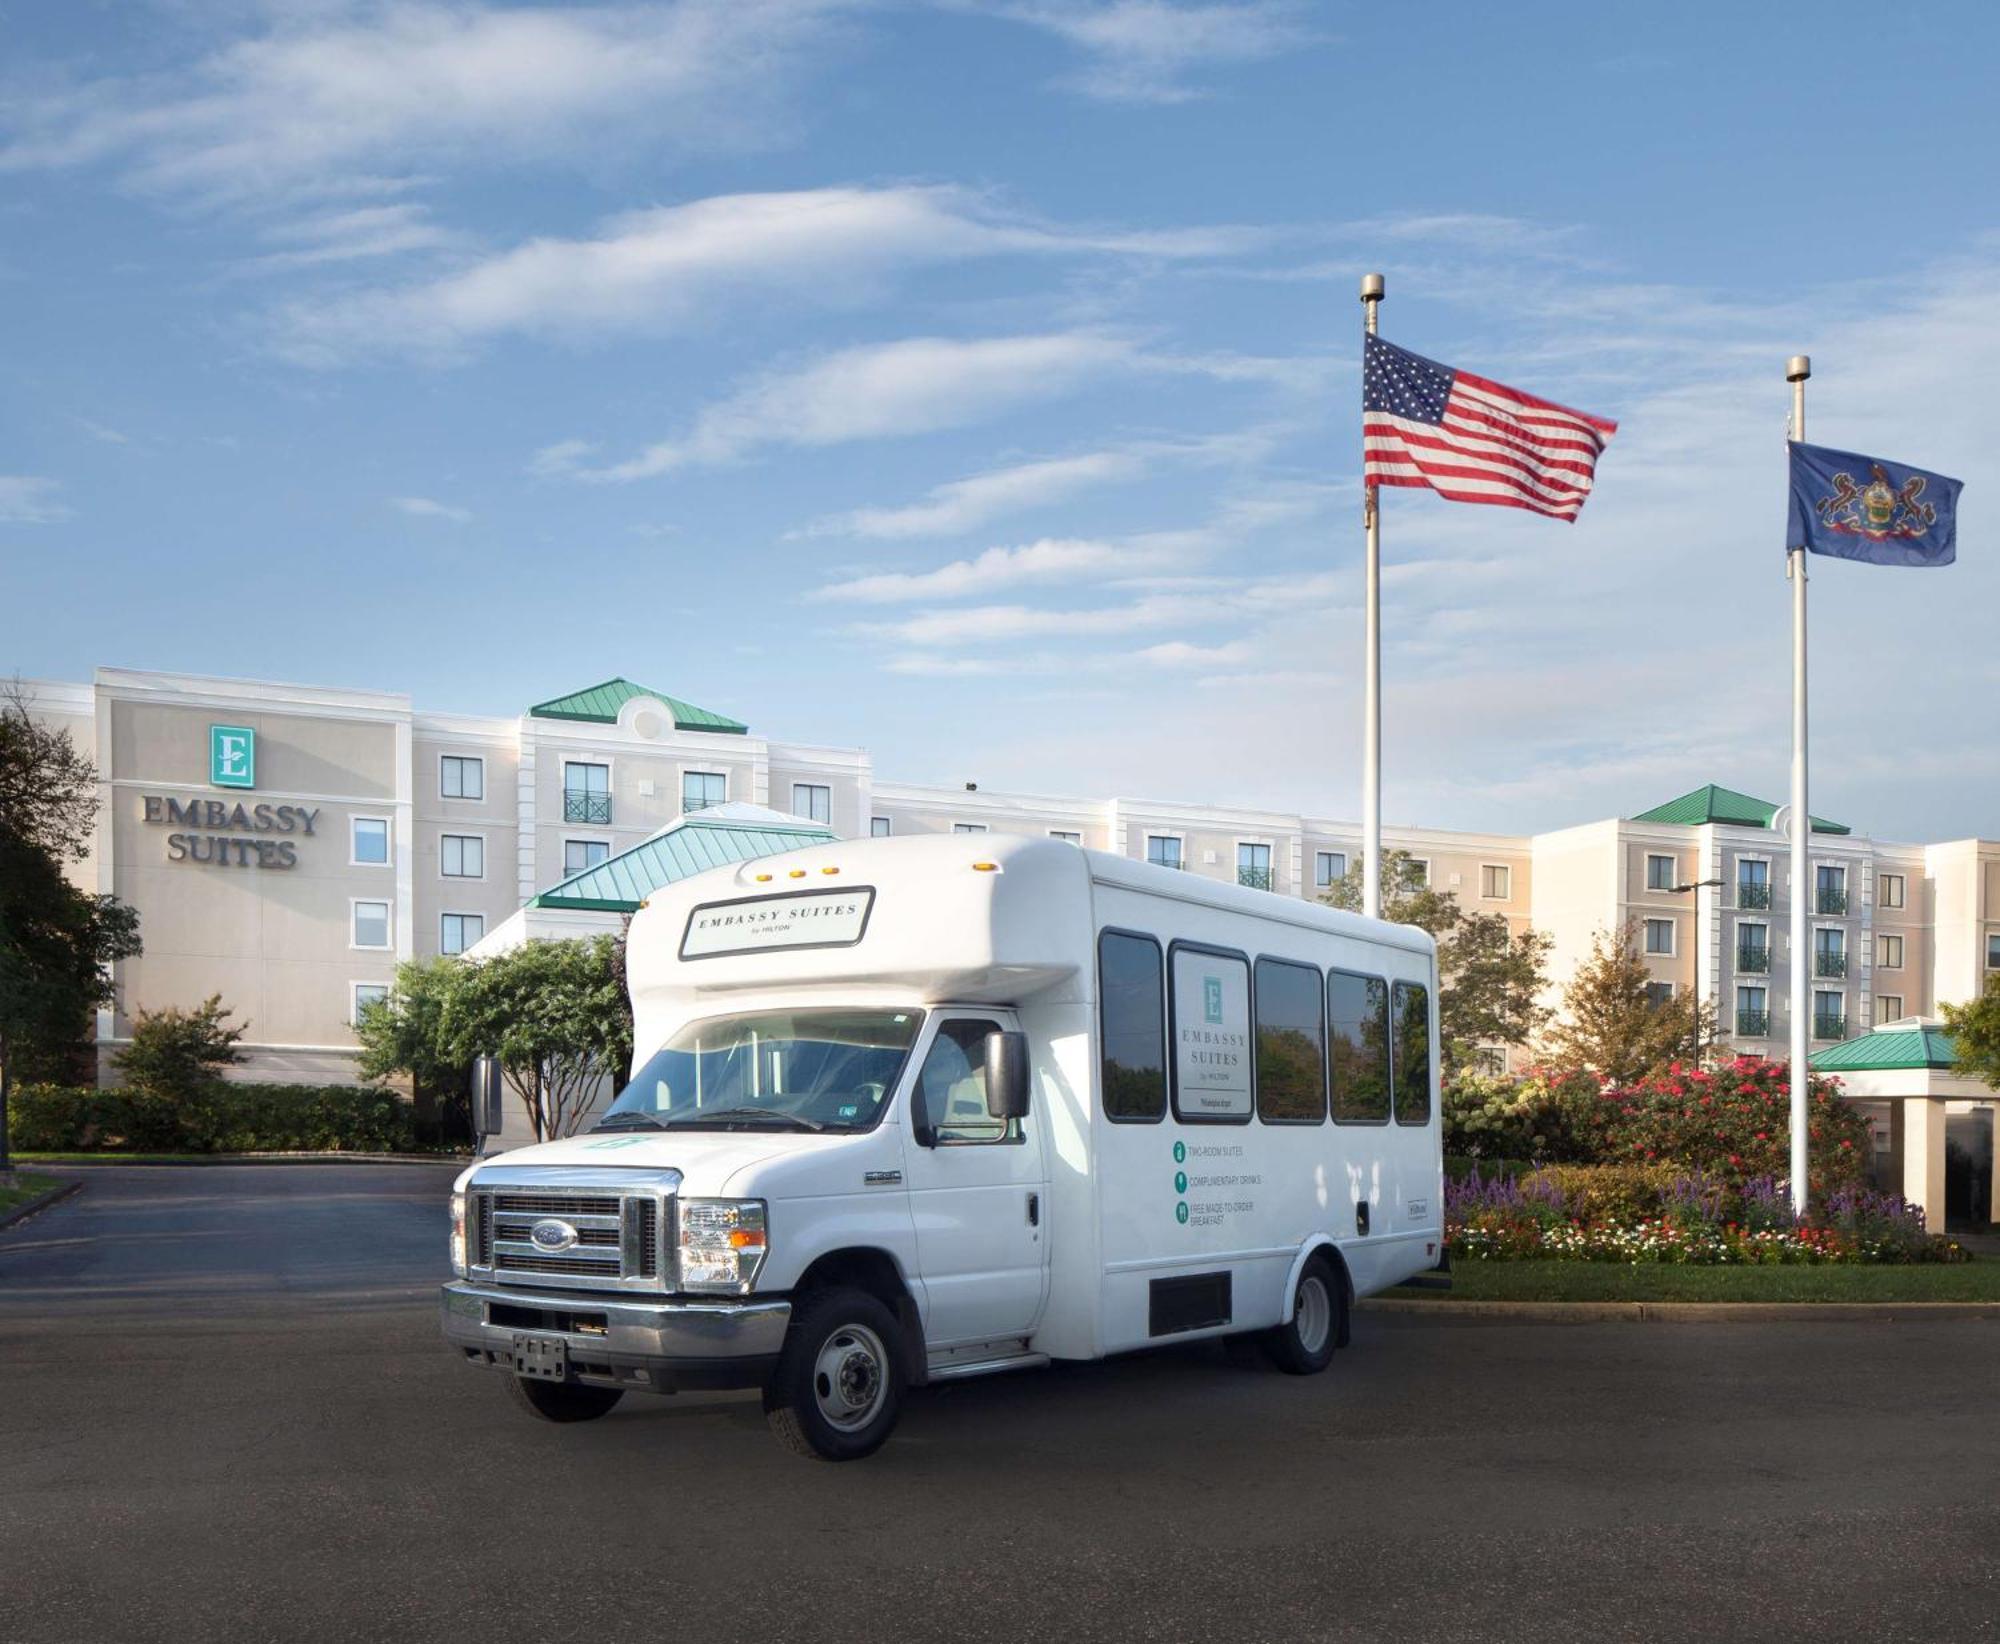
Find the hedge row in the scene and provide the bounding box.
[10,1082,418,1154]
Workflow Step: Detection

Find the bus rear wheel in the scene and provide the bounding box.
[1264,1255,1342,1375]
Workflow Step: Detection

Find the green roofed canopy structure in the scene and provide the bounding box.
[529,802,836,914]
[1632,782,1849,835]
[528,677,748,734]
[1812,1023,1960,1075]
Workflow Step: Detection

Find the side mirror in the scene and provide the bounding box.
[984,1031,1031,1121]
[471,1055,504,1142]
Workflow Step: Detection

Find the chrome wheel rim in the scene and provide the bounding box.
[813,1323,889,1431]
[1295,1274,1332,1356]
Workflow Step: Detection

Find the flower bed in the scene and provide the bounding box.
[1448,1167,1966,1266]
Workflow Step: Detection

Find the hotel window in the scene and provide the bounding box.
[1735,985,1768,1036]
[1480,863,1511,899]
[1879,872,1906,910]
[1050,830,1082,844]
[1147,835,1183,869]
[792,783,831,824]
[1815,863,1847,914]
[1736,923,1770,972]
[563,762,610,824]
[351,816,389,866]
[351,983,389,1023]
[1643,918,1674,956]
[352,900,390,950]
[1813,990,1845,1040]
[1877,933,1904,970]
[1987,931,2000,969]
[1315,850,1347,890]
[1644,981,1675,1010]
[953,822,988,835]
[440,834,483,879]
[1646,854,1677,891]
[440,755,483,801]
[1737,858,1771,908]
[682,770,726,812]
[1814,927,1846,977]
[1237,842,1272,890]
[871,817,892,838]
[1877,995,1904,1024]
[1405,858,1430,887]
[441,913,484,956]
[564,839,609,878]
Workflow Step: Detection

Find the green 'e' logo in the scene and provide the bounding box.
[211,725,255,789]
[1203,975,1223,1024]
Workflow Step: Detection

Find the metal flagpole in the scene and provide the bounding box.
[1786,353,1812,1217]
[1361,273,1385,920]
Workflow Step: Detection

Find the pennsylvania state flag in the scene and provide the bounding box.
[1788,440,1961,568]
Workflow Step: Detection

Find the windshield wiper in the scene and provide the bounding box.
[672,1106,825,1133]
[591,1114,668,1132]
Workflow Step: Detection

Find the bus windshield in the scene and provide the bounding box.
[599,1007,925,1134]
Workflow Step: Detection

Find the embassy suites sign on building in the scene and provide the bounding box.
[140,723,320,869]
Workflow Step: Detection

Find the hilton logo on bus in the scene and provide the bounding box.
[210,725,255,789]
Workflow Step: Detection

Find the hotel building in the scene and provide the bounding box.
[23,666,2000,1222]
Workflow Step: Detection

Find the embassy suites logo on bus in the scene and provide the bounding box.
[680,887,876,960]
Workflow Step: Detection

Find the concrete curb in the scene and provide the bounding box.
[0,1176,83,1233]
[21,1152,471,1168]
[1361,1297,2000,1322]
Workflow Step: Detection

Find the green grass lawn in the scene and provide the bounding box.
[1388,1257,2000,1303]
[0,1172,68,1215]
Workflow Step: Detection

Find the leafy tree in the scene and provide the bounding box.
[0,683,143,1182]
[1940,976,2000,1092]
[354,957,470,1141]
[1324,850,1552,1079]
[442,937,633,1143]
[1538,921,1716,1085]
[113,995,245,1100]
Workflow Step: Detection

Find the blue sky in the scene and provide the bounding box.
[4,0,1996,841]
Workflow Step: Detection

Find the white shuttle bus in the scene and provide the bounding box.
[441,834,1443,1460]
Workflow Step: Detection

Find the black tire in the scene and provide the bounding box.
[505,1374,624,1423]
[763,1287,906,1462]
[1263,1254,1343,1376]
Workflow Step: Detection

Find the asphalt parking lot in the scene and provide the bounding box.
[4,1165,1998,1643]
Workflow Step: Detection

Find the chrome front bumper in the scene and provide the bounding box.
[440,1280,791,1394]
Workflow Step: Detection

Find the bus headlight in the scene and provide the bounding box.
[677,1199,767,1293]
[450,1190,467,1276]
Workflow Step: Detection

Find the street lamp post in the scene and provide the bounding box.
[1670,878,1725,1068]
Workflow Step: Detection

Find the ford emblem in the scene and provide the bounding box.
[529,1217,578,1253]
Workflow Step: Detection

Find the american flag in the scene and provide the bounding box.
[1362,334,1616,522]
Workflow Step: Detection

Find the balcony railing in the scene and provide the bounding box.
[1816,888,1848,914]
[1813,1015,1848,1042]
[1815,952,1848,978]
[564,789,612,825]
[1735,1009,1771,1038]
[1736,947,1771,974]
[1237,867,1274,891]
[1737,881,1771,909]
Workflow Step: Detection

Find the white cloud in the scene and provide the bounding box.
[565,333,1139,481]
[246,202,461,273]
[991,1,1319,103]
[821,537,1133,602]
[0,476,72,524]
[272,185,1264,363]
[0,1,841,202]
[805,450,1144,540]
[390,495,472,523]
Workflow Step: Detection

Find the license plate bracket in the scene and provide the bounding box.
[511,1333,568,1381]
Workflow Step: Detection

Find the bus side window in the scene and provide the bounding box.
[1099,930,1165,1122]
[1391,980,1432,1126]
[1254,957,1325,1124]
[1328,970,1391,1124]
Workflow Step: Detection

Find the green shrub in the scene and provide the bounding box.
[1443,1066,1606,1163]
[1444,1155,1535,1184]
[7,1080,417,1153]
[1521,1163,1686,1220]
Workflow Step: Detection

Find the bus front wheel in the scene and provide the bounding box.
[1264,1255,1342,1375]
[764,1286,906,1461]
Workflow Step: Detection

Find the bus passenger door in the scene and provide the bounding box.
[899,1012,1050,1350]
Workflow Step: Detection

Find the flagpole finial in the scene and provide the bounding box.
[1359,273,1385,302]
[1787,354,1811,382]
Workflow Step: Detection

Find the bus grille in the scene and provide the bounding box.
[468,1183,668,1291]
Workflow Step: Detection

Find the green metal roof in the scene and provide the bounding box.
[1632,783,1849,835]
[529,810,835,913]
[528,677,748,734]
[1811,1024,1959,1073]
